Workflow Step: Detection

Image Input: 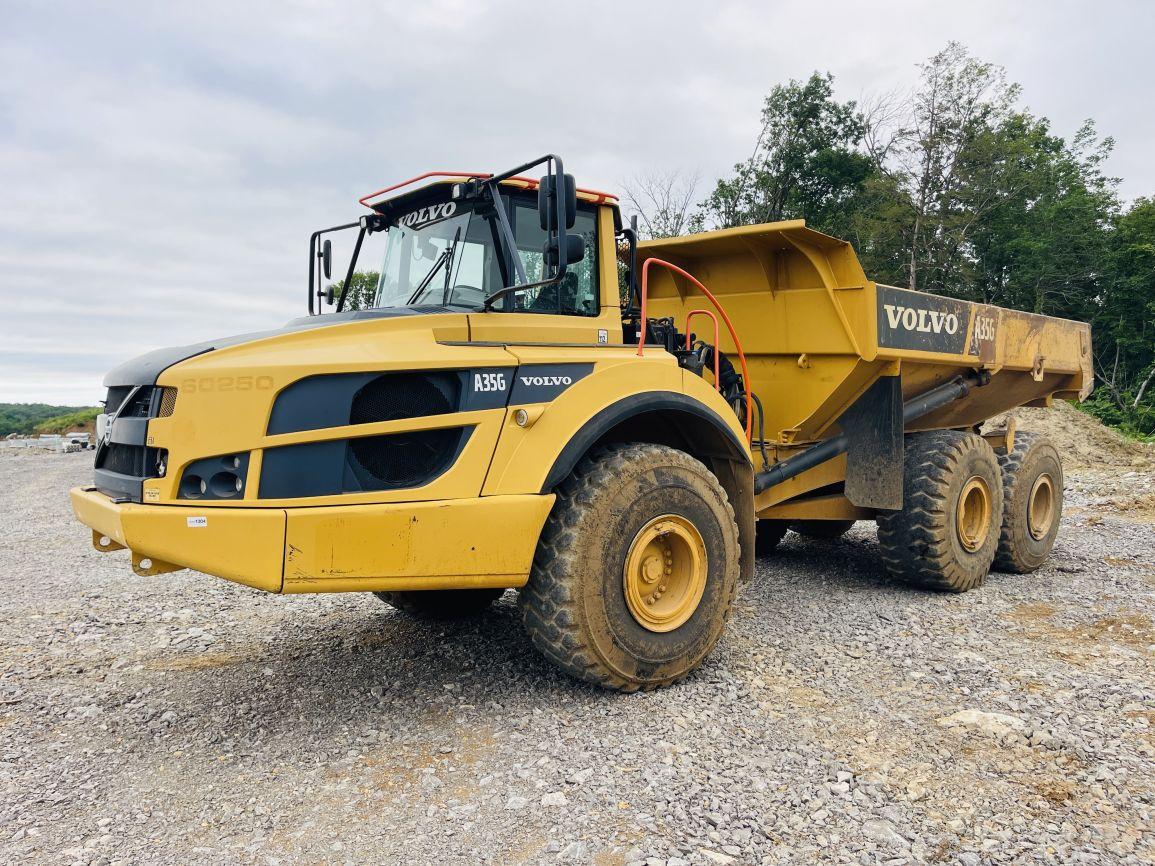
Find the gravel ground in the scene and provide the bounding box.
[1,429,1153,865]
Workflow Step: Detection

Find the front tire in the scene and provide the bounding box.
[993,432,1063,573]
[373,588,505,618]
[877,431,1003,592]
[519,443,740,691]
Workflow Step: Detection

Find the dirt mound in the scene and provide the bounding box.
[990,400,1154,472]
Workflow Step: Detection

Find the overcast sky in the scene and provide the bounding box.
[2,0,1152,404]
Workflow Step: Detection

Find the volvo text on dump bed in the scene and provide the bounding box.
[73,154,1093,691]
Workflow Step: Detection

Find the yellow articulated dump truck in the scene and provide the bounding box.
[72,155,1093,691]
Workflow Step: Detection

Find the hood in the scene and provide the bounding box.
[102,305,465,387]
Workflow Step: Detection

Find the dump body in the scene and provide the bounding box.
[637,220,1092,514]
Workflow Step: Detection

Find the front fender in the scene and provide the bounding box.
[482,352,750,496]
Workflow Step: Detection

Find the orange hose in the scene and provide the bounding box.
[637,258,753,442]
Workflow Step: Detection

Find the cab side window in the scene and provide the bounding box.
[511,203,599,316]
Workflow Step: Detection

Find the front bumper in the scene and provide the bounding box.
[71,487,555,594]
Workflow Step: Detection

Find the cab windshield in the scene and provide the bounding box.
[376,202,495,309]
[365,195,599,315]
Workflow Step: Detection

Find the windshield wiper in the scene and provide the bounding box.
[442,226,462,305]
[406,226,462,306]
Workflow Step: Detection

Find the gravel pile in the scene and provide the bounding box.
[0,432,1152,865]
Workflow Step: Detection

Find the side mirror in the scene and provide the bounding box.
[538,172,577,230]
[324,284,337,306]
[322,239,333,280]
[544,234,585,267]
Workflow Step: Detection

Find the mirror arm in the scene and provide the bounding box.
[481,154,574,312]
[487,183,528,290]
[482,270,568,311]
[537,155,569,285]
[335,225,367,312]
[308,230,321,316]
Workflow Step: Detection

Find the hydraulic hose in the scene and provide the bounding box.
[752,372,989,495]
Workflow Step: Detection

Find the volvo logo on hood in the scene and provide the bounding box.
[508,364,593,405]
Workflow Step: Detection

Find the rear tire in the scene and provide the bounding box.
[790,519,856,539]
[993,432,1063,573]
[877,431,1003,592]
[373,588,504,618]
[519,443,740,692]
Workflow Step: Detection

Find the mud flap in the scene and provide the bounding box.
[841,376,903,510]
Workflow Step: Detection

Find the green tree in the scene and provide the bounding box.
[626,44,1155,437]
[1092,197,1155,433]
[862,43,1021,295]
[329,271,380,311]
[968,117,1117,316]
[696,72,873,238]
[0,403,98,437]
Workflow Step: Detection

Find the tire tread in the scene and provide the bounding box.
[519,443,739,692]
[877,430,1002,593]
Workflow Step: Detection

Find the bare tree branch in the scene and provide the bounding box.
[621,170,700,240]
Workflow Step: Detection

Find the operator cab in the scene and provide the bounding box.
[307,156,619,325]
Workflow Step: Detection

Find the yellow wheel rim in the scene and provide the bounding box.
[956,476,993,553]
[623,514,708,633]
[1027,473,1056,540]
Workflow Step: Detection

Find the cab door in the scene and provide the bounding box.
[468,200,622,345]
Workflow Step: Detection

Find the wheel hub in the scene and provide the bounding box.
[623,515,708,633]
[1027,473,1056,540]
[956,475,993,553]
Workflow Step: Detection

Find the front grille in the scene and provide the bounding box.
[96,383,171,501]
[157,387,178,418]
[98,443,153,476]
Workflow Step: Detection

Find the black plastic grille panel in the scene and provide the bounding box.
[347,428,460,488]
[349,373,457,426]
[259,427,470,499]
[98,443,150,476]
[104,386,131,415]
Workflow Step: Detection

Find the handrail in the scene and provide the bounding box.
[684,309,721,391]
[637,258,753,442]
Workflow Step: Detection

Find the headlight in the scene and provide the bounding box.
[177,453,250,500]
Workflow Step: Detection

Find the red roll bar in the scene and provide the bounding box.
[637,258,753,442]
[359,172,619,208]
[358,172,492,207]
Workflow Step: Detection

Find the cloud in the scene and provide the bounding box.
[0,0,1150,403]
